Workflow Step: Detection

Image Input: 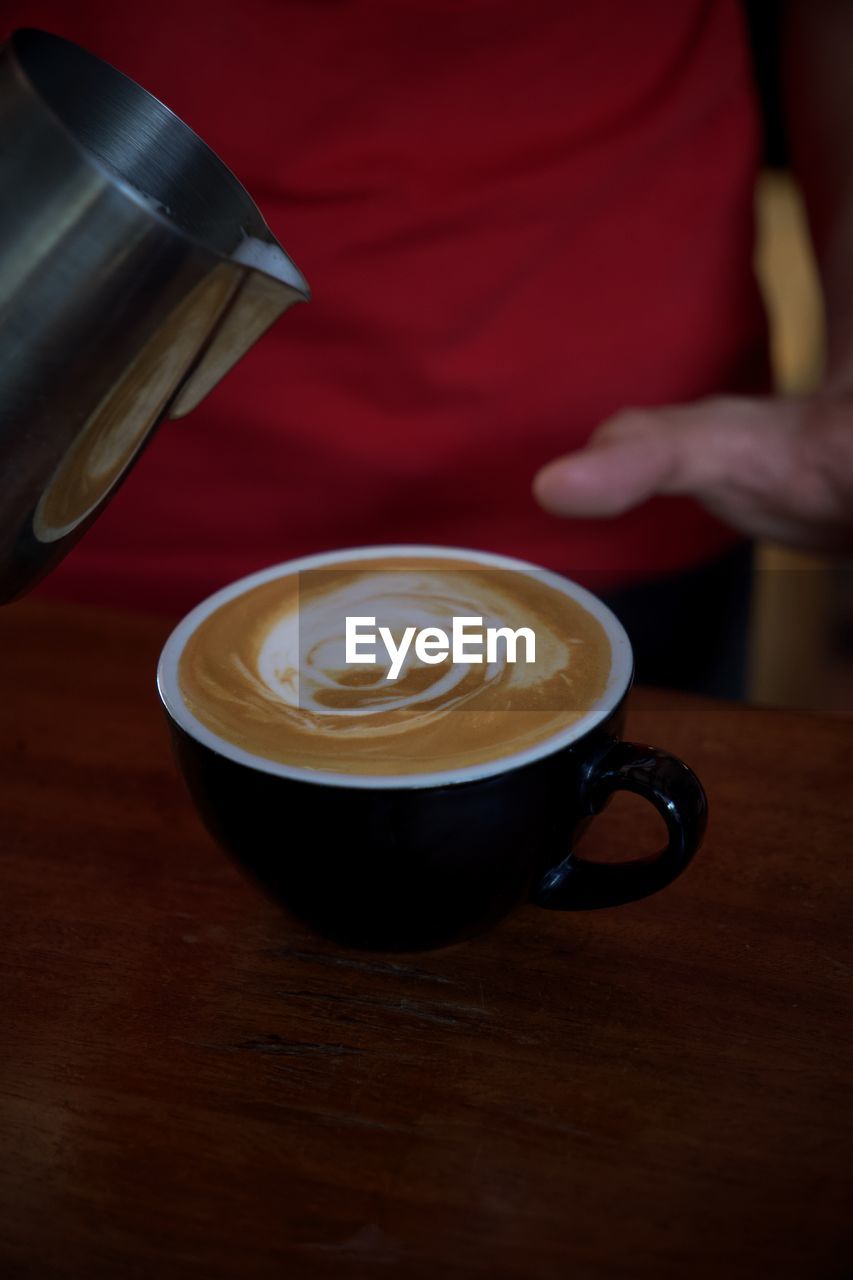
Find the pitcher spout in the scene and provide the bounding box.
[168,233,310,419]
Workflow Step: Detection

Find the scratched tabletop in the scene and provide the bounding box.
[0,598,850,1279]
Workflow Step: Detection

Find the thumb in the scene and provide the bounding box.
[533,400,744,518]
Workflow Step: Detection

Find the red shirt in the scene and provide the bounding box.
[13,0,767,614]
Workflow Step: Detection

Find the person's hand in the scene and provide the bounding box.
[533,394,853,553]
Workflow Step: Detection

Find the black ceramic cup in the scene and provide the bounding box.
[157,547,707,950]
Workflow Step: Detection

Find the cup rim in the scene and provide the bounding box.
[156,544,634,790]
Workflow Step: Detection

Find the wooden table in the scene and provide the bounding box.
[1,599,850,1279]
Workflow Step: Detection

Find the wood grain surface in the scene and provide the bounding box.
[0,599,851,1279]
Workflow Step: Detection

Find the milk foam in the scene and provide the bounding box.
[256,572,570,726]
[177,556,612,776]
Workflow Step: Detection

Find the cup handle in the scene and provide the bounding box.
[532,740,708,910]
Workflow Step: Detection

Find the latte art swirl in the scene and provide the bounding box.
[258,574,546,723]
[179,556,611,776]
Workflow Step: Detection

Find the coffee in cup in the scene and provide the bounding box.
[177,552,612,778]
[158,546,707,949]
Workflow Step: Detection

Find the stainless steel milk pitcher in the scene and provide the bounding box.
[0,28,310,601]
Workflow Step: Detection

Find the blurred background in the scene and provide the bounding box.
[745,1,853,713]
